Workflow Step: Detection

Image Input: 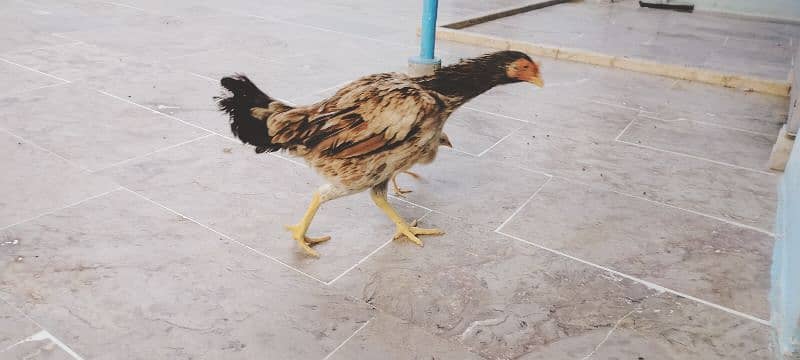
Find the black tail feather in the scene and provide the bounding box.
[216,74,281,153]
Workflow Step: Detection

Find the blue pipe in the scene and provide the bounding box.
[419,0,439,60]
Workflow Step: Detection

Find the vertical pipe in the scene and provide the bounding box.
[419,0,439,60]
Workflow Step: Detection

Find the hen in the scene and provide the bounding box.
[217,50,543,257]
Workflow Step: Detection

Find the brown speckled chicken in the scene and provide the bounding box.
[217,51,543,257]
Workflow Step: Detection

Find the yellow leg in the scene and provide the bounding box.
[370,188,444,246]
[285,192,330,257]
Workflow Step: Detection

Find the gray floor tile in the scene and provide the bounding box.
[327,313,482,360]
[83,61,230,137]
[485,118,778,231]
[0,83,208,172]
[0,190,374,359]
[400,148,551,229]
[589,76,787,135]
[98,135,429,283]
[332,213,772,359]
[0,130,118,228]
[499,177,773,319]
[619,115,776,170]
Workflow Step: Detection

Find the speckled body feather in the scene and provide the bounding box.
[217,50,541,196]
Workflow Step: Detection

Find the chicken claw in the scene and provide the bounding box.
[285,224,330,257]
[392,219,444,246]
[391,171,423,197]
[391,177,413,197]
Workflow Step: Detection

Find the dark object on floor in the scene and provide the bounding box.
[639,1,694,12]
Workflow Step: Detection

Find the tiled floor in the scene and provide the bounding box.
[466,0,800,80]
[0,0,785,359]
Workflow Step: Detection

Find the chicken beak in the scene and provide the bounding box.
[528,76,544,88]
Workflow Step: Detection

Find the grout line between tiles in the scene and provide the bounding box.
[0,128,92,173]
[91,134,214,173]
[446,146,480,157]
[614,118,636,141]
[0,187,123,231]
[463,106,531,123]
[326,210,434,285]
[188,72,216,82]
[477,130,516,157]
[96,89,234,140]
[581,309,636,360]
[494,176,553,231]
[0,82,71,98]
[16,41,86,53]
[120,186,328,285]
[495,230,771,326]
[615,139,776,176]
[591,99,653,115]
[638,112,778,137]
[0,57,71,84]
[321,318,372,360]
[100,1,148,12]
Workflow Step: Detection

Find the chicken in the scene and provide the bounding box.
[391,133,452,196]
[217,50,543,257]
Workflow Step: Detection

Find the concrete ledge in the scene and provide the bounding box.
[435,27,791,97]
[442,0,572,29]
[769,125,797,171]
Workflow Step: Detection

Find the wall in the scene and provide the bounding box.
[773,105,800,358]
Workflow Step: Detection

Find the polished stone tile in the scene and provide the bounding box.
[1,42,143,83]
[0,83,208,171]
[485,118,778,231]
[619,115,776,170]
[0,190,374,359]
[83,61,230,137]
[589,76,787,135]
[0,130,118,228]
[0,61,64,98]
[99,135,429,283]
[467,88,637,140]
[401,148,551,229]
[332,213,772,359]
[328,313,482,360]
[585,294,773,359]
[0,301,40,350]
[500,177,773,318]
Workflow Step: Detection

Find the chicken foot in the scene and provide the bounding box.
[285,192,330,257]
[370,186,443,246]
